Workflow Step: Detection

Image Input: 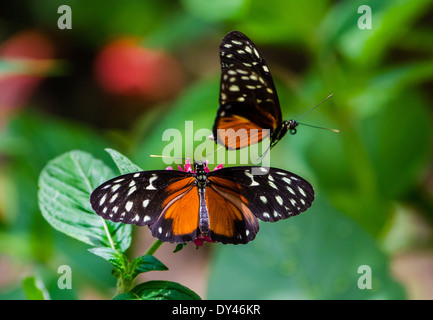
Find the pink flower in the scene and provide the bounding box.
[172,158,223,173]
[166,159,223,246]
[177,158,192,172]
[193,234,217,247]
[212,163,224,171]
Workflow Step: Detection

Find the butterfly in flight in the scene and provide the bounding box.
[213,30,299,151]
[90,161,314,245]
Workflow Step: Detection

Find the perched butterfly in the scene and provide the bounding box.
[90,161,314,245]
[213,30,299,151]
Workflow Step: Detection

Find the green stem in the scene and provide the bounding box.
[100,217,116,250]
[115,255,132,296]
[115,240,163,296]
[145,239,163,256]
[99,217,126,295]
[116,274,127,295]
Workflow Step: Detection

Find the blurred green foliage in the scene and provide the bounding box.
[1,0,433,299]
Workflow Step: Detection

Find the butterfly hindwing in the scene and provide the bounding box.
[214,31,282,150]
[205,177,260,244]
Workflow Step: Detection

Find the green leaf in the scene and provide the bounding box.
[129,255,168,280]
[144,10,215,51]
[207,197,406,299]
[87,247,126,271]
[321,0,432,66]
[38,150,132,252]
[29,0,169,44]
[105,148,143,175]
[113,281,201,300]
[236,0,328,45]
[22,276,50,300]
[181,0,248,22]
[173,243,187,253]
[361,91,433,199]
[350,61,433,119]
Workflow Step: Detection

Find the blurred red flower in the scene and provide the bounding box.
[0,30,55,125]
[94,38,185,101]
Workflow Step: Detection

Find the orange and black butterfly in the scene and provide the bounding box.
[213,31,298,151]
[90,161,314,245]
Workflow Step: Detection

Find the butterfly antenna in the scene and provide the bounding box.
[293,94,339,133]
[296,122,340,133]
[295,94,334,121]
[199,145,224,162]
[150,155,186,161]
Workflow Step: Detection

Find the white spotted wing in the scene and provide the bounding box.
[90,170,190,227]
[213,31,283,149]
[91,165,314,245]
[208,166,314,223]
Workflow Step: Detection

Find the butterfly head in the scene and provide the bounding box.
[194,161,208,185]
[270,120,298,148]
[285,120,299,135]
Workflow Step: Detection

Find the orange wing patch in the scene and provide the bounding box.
[215,115,270,150]
[162,177,195,208]
[163,187,199,236]
[159,177,199,236]
[206,177,259,243]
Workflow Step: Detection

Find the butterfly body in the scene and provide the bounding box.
[194,161,210,235]
[90,161,314,245]
[213,31,298,150]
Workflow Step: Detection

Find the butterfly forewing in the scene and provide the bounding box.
[219,31,278,99]
[214,31,282,150]
[90,170,189,225]
[147,176,200,243]
[208,166,314,223]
